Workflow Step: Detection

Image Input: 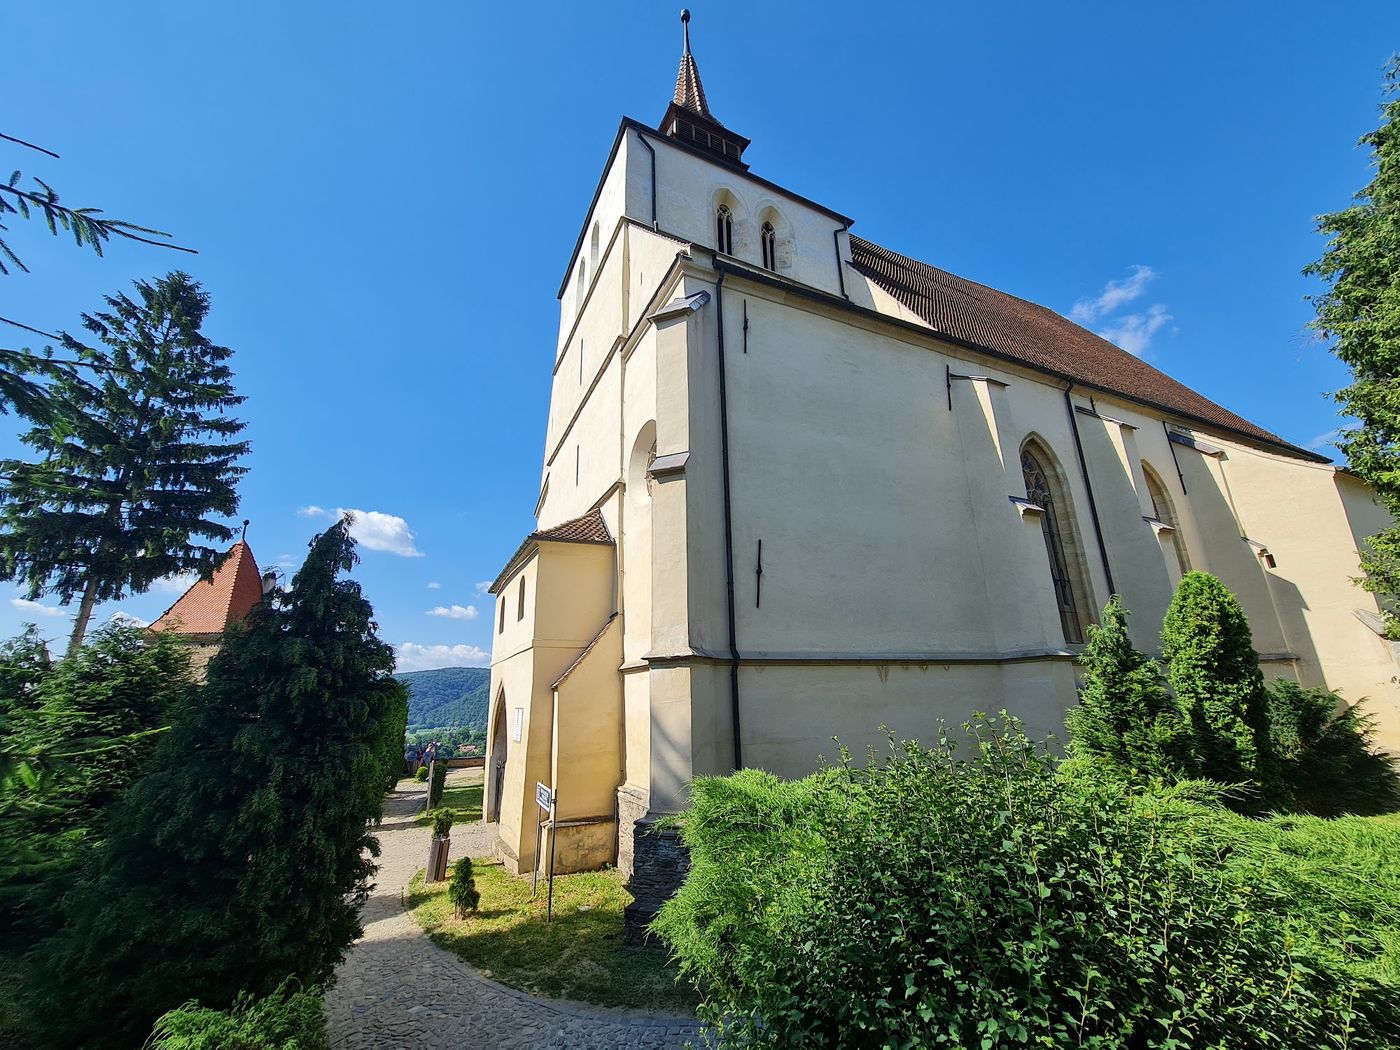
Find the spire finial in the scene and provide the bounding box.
[681,9,691,55]
[241,518,249,542]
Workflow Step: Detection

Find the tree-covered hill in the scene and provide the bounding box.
[395,666,490,730]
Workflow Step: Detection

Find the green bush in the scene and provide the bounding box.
[1161,572,1278,809]
[147,980,327,1049]
[415,765,429,782]
[430,807,454,839]
[428,760,447,809]
[655,715,1400,1048]
[1067,595,1193,778]
[448,857,480,918]
[1267,679,1400,816]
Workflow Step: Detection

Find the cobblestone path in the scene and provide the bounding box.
[325,774,703,1049]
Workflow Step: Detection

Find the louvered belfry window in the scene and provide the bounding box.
[1022,446,1085,644]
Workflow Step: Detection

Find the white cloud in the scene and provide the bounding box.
[427,581,443,590]
[473,580,494,596]
[426,604,478,620]
[1306,428,1348,452]
[152,571,199,596]
[1096,304,1172,358]
[107,611,149,628]
[298,506,424,557]
[11,597,66,618]
[1070,265,1157,323]
[395,642,490,672]
[276,553,298,570]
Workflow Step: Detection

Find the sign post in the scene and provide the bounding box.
[533,781,556,918]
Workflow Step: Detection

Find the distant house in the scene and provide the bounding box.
[150,540,269,676]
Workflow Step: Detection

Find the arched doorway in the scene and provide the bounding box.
[487,690,508,823]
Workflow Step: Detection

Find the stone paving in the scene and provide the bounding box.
[325,772,704,1049]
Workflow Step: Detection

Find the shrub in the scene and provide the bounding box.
[428,759,447,809]
[448,857,480,917]
[430,807,454,839]
[415,765,430,782]
[1161,572,1277,808]
[147,980,327,1050]
[1267,679,1400,816]
[34,523,403,1048]
[655,715,1400,1048]
[1067,596,1193,778]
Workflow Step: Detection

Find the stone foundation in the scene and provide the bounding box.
[615,785,650,880]
[622,814,690,944]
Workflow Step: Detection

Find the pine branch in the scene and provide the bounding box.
[0,132,61,160]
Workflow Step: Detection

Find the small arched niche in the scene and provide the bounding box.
[627,420,658,506]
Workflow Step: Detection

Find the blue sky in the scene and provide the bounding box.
[3,2,1397,666]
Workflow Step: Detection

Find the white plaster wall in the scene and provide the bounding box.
[641,131,849,296]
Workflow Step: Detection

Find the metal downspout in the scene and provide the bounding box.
[1064,382,1117,597]
[713,270,743,770]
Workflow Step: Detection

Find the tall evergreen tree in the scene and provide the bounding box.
[1160,572,1276,807]
[1306,59,1400,616]
[37,522,408,1048]
[1066,596,1193,779]
[0,273,248,653]
[0,626,189,945]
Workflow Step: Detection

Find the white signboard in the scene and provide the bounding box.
[535,781,555,812]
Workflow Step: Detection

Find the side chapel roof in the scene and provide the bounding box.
[150,541,264,636]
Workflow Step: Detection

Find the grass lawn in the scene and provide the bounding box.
[406,860,698,1012]
[414,779,484,827]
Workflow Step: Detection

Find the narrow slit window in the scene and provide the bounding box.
[517,577,526,622]
[761,221,776,270]
[498,594,505,633]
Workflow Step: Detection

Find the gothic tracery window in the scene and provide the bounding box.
[1022,443,1087,644]
[760,221,776,270]
[1144,466,1191,576]
[716,204,733,254]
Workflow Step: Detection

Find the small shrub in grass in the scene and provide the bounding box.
[448,857,480,917]
[428,760,447,808]
[1267,679,1400,816]
[146,979,327,1049]
[654,714,1400,1048]
[430,807,454,838]
[415,766,429,782]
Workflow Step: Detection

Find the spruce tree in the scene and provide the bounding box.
[1306,60,1400,617]
[0,626,189,946]
[1067,596,1193,779]
[1160,572,1276,806]
[0,272,248,653]
[36,521,407,1048]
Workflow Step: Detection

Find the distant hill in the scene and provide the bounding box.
[396,666,491,730]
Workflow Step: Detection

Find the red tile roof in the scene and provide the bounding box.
[673,52,713,120]
[489,510,613,594]
[848,236,1321,461]
[150,542,264,636]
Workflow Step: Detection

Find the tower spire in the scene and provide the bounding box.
[659,9,750,168]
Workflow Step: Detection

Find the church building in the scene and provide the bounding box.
[485,13,1400,927]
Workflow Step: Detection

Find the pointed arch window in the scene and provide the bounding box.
[716,204,733,254]
[760,221,776,270]
[1022,443,1089,644]
[1144,466,1191,576]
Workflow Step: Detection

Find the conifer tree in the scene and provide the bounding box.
[1307,59,1400,617]
[1066,596,1193,778]
[1160,572,1276,805]
[0,626,189,945]
[0,272,248,654]
[36,522,408,1048]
